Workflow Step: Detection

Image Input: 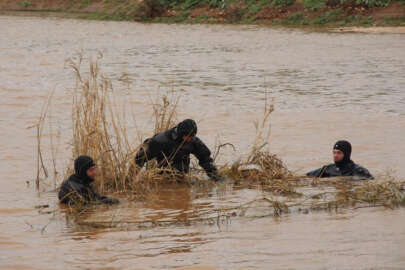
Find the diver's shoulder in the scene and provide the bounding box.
[324,163,337,169]
[152,130,172,144]
[352,162,374,179]
[63,176,85,190]
[191,136,203,143]
[353,163,371,173]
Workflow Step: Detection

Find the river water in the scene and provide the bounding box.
[1,15,405,270]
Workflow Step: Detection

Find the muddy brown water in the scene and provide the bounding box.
[1,15,405,270]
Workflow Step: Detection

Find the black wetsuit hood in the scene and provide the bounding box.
[71,155,96,185]
[334,140,352,168]
[58,155,119,205]
[174,119,198,139]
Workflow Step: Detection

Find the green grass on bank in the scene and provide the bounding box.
[13,0,405,27]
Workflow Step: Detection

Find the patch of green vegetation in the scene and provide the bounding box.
[245,0,294,14]
[150,10,191,23]
[383,15,405,25]
[303,0,326,10]
[205,0,227,8]
[160,0,228,10]
[312,8,343,24]
[84,12,113,20]
[247,0,268,14]
[165,10,191,22]
[79,0,93,9]
[272,0,295,8]
[242,15,257,23]
[284,13,310,25]
[343,14,375,25]
[12,0,402,28]
[193,15,210,23]
[354,0,390,6]
[336,0,390,6]
[20,0,32,9]
[225,4,247,23]
[181,0,201,9]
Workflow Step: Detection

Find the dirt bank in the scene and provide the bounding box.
[1,0,405,27]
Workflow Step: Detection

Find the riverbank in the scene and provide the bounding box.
[1,0,405,27]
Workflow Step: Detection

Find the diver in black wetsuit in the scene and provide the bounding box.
[307,140,373,180]
[58,155,119,205]
[133,119,223,182]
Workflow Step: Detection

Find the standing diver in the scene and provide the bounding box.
[307,140,373,180]
[58,155,119,205]
[132,119,223,182]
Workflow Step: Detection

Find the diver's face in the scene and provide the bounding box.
[86,166,97,179]
[333,149,344,163]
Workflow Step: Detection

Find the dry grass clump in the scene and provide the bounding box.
[128,168,214,200]
[220,95,294,196]
[222,159,298,197]
[247,151,292,179]
[306,179,405,211]
[339,180,405,208]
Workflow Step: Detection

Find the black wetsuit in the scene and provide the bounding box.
[306,161,373,180]
[307,140,373,180]
[135,126,220,181]
[58,155,119,205]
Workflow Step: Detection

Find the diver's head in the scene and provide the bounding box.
[177,119,197,142]
[333,140,352,165]
[74,155,96,181]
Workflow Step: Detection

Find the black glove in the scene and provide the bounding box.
[101,197,120,205]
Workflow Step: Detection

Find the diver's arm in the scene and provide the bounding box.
[88,186,119,204]
[95,193,119,204]
[135,138,154,167]
[192,138,222,181]
[307,166,328,178]
[58,180,88,205]
[128,138,158,178]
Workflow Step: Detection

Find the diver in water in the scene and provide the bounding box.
[58,155,119,205]
[307,140,373,180]
[132,119,224,182]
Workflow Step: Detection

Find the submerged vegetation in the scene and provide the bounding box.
[36,56,405,229]
[2,0,405,27]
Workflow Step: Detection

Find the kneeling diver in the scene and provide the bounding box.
[132,119,224,182]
